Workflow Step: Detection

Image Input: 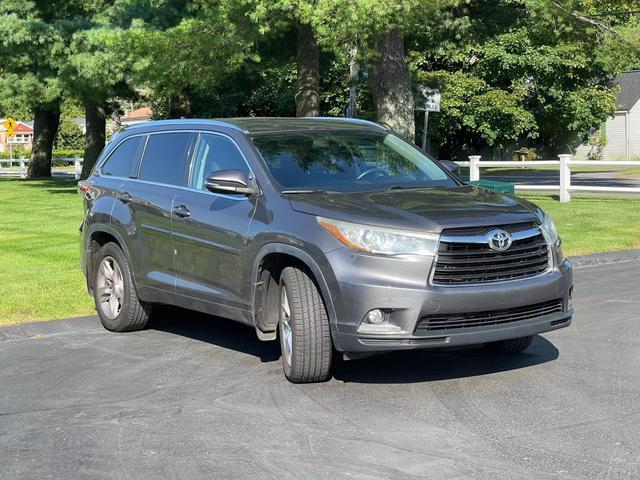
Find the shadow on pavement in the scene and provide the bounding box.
[149,306,559,384]
[332,335,558,384]
[150,306,281,363]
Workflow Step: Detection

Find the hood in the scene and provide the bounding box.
[289,186,539,233]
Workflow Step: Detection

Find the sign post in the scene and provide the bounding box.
[3,118,17,165]
[415,87,441,151]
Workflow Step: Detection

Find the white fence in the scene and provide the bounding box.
[0,156,83,180]
[455,154,640,203]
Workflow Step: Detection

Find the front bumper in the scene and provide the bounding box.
[317,248,573,353]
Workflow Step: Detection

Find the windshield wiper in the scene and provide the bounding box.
[280,188,328,194]
[385,185,426,191]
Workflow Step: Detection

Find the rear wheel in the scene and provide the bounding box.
[279,266,332,383]
[93,242,152,332]
[484,335,533,354]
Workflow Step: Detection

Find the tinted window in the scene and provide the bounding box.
[138,132,194,186]
[189,133,250,190]
[251,130,455,192]
[102,136,143,177]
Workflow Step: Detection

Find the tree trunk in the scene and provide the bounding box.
[27,104,61,178]
[367,29,415,141]
[347,44,359,118]
[81,100,106,179]
[168,91,191,119]
[295,22,320,117]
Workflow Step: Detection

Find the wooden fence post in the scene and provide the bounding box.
[559,154,571,203]
[469,155,481,182]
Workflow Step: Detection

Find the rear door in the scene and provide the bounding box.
[172,132,257,316]
[121,131,196,299]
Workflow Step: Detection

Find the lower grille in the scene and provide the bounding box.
[415,299,564,333]
[433,222,550,285]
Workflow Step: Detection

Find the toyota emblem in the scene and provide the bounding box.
[488,229,512,251]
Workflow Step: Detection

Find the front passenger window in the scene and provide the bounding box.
[190,134,250,190]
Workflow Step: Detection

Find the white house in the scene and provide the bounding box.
[576,70,640,161]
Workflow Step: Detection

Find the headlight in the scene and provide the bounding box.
[540,212,560,245]
[317,217,438,256]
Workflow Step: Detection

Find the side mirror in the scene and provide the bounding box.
[439,159,460,178]
[204,169,256,196]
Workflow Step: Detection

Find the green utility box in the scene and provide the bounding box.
[467,180,515,194]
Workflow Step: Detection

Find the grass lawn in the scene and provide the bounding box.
[1,178,639,325]
[1,179,94,325]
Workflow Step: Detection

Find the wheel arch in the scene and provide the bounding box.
[85,224,134,292]
[250,244,338,331]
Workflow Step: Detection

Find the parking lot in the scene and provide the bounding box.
[1,251,639,479]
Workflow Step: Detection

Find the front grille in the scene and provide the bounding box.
[432,222,549,285]
[415,298,564,333]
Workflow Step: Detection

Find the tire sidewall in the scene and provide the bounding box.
[93,243,133,331]
[279,279,295,379]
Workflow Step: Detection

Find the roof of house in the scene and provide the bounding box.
[616,70,640,111]
[121,107,153,121]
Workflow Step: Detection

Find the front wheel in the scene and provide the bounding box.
[93,242,152,332]
[279,266,332,383]
[484,335,534,354]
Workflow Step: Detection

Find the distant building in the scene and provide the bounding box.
[0,120,34,153]
[119,107,153,127]
[576,70,640,160]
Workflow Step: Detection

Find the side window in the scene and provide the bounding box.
[101,136,143,178]
[138,132,194,186]
[189,133,250,190]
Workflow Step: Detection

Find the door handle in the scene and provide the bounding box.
[173,204,191,218]
[116,192,132,203]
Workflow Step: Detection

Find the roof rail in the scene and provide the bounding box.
[306,117,388,130]
[126,119,245,132]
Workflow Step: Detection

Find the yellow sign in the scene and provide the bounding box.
[3,117,17,133]
[6,131,16,137]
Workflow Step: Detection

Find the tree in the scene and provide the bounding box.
[60,23,134,177]
[0,3,67,177]
[300,1,444,141]
[116,0,256,120]
[55,117,85,150]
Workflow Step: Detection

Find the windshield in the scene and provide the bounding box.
[251,130,457,192]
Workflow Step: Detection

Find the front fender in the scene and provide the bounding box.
[250,243,339,331]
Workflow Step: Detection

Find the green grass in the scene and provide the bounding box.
[0,179,94,325]
[521,194,640,256]
[0,179,639,325]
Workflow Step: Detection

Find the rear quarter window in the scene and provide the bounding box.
[101,136,144,178]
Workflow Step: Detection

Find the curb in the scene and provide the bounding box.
[569,249,640,269]
[0,316,98,342]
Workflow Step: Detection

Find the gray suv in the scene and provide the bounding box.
[79,118,573,383]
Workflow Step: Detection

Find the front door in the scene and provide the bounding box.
[172,132,257,316]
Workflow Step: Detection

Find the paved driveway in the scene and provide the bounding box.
[1,252,639,479]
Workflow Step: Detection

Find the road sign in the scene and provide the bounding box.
[416,86,441,112]
[3,117,17,133]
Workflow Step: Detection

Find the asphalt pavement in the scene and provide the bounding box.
[1,251,639,479]
[460,169,640,190]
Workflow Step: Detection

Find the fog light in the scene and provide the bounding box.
[365,309,384,324]
[357,309,403,334]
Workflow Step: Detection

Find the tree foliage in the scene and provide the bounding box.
[1,0,639,167]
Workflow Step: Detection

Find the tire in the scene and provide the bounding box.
[93,242,152,332]
[278,266,332,383]
[484,335,534,354]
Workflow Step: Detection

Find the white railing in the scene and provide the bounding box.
[455,154,640,202]
[0,156,83,180]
